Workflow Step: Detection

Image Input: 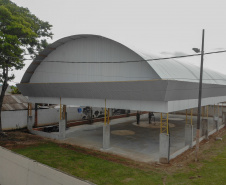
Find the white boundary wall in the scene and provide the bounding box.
[1,107,85,130]
[0,146,91,185]
[2,110,28,130]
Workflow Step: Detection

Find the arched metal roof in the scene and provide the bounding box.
[21,34,226,86]
[18,34,226,112]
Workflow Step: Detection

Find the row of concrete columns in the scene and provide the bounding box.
[184,111,226,149]
[27,102,226,164]
[159,107,226,164]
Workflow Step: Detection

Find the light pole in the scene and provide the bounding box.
[193,29,205,162]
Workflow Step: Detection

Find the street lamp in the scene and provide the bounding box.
[193,29,205,162]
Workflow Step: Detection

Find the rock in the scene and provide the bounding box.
[215,137,222,141]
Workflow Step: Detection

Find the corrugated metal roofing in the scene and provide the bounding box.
[2,95,28,111]
[20,34,226,86]
[17,34,226,112]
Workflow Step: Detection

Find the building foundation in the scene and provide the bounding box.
[222,112,226,124]
[103,124,110,149]
[202,118,209,139]
[59,119,66,140]
[185,124,193,148]
[213,116,219,131]
[159,133,170,163]
[27,116,33,130]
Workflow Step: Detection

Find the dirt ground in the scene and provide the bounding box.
[0,126,225,174]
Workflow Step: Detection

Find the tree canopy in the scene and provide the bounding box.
[0,0,53,73]
[0,0,53,132]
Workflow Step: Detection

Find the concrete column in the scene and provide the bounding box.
[185,124,193,148]
[27,116,33,130]
[103,124,110,149]
[34,103,38,128]
[213,116,219,131]
[202,118,209,139]
[159,133,170,163]
[222,112,226,124]
[59,119,66,140]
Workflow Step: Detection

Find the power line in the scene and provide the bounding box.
[1,50,226,63]
[25,69,226,81]
[35,50,226,63]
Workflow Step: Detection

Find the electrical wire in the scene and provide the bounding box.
[1,50,226,63]
[23,69,226,82]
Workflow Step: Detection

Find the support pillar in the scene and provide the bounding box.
[59,119,66,139]
[185,124,193,147]
[213,115,219,131]
[103,124,110,149]
[27,103,33,130]
[159,133,170,163]
[201,118,209,139]
[34,103,38,128]
[103,99,110,149]
[63,105,67,127]
[27,116,33,130]
[222,112,226,125]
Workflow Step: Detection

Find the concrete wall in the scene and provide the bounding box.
[2,110,28,130]
[174,105,225,117]
[2,107,104,130]
[2,107,84,130]
[0,146,91,185]
[37,107,84,124]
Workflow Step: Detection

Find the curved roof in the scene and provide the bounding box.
[18,34,226,112]
[21,34,226,85]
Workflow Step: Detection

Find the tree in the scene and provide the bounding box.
[10,86,21,94]
[0,0,53,134]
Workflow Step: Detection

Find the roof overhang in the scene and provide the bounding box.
[17,80,226,112]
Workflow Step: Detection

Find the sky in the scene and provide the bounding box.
[9,0,226,84]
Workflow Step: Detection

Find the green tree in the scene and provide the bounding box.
[10,86,21,94]
[0,0,53,134]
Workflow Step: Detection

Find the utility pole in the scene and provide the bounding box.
[195,29,205,161]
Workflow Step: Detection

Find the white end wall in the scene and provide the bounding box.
[2,107,87,130]
[2,110,28,130]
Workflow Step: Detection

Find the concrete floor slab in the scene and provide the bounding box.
[63,113,221,163]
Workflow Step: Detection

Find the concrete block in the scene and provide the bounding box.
[103,124,110,149]
[202,118,209,139]
[222,112,226,124]
[27,116,33,130]
[215,137,222,141]
[213,115,218,121]
[185,124,193,148]
[159,133,170,163]
[214,117,220,131]
[59,120,66,140]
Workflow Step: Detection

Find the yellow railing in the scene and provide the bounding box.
[160,113,168,134]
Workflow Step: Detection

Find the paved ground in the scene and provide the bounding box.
[63,113,222,162]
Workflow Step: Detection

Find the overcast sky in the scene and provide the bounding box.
[10,0,226,84]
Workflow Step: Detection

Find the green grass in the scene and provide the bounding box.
[166,134,226,185]
[166,148,226,185]
[13,143,163,185]
[13,138,226,185]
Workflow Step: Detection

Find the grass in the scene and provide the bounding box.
[13,142,163,185]
[166,135,226,185]
[11,131,226,185]
[166,148,226,185]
